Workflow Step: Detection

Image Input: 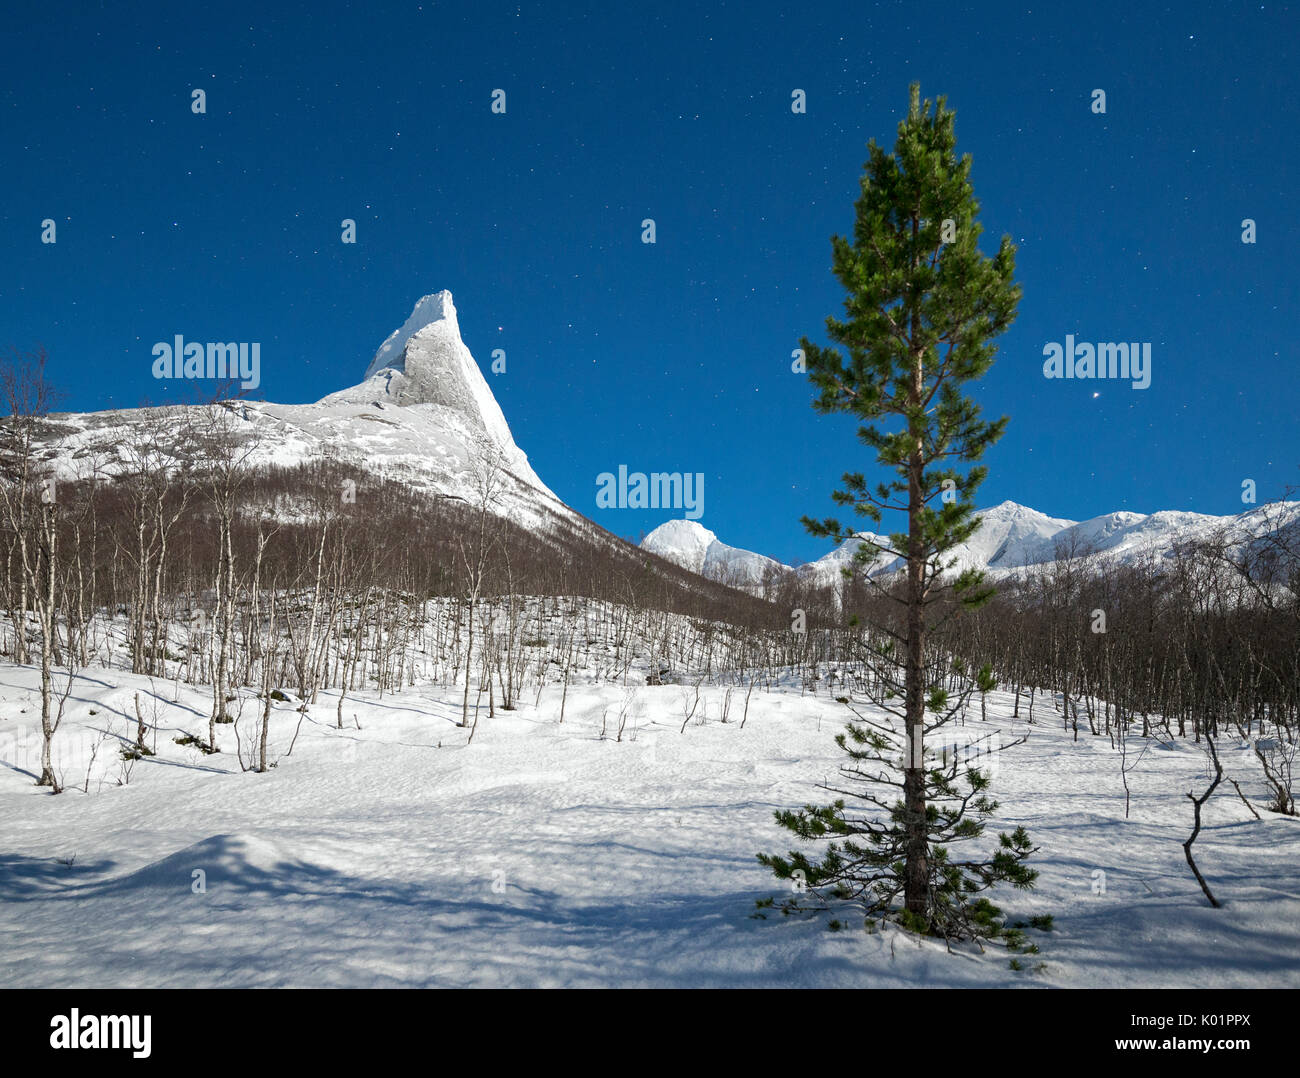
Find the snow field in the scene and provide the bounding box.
[2,662,1296,989]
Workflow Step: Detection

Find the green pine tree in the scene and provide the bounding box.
[759,83,1035,940]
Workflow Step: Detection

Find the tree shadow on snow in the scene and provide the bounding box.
[0,832,858,988]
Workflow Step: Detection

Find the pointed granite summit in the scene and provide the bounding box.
[322,289,517,453]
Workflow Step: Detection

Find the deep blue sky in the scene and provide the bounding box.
[3,1,1296,565]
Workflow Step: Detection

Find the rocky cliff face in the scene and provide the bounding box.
[328,290,517,453]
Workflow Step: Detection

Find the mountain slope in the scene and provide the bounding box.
[42,290,570,529]
[25,290,784,623]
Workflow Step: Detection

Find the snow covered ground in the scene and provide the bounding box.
[1,661,1297,988]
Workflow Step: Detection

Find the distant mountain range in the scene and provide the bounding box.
[641,500,1300,591]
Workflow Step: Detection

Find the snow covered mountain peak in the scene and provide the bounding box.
[642,520,720,572]
[289,288,568,518]
[320,288,516,455]
[644,519,719,554]
[642,519,782,586]
[984,499,1053,518]
[363,290,459,381]
[45,288,573,530]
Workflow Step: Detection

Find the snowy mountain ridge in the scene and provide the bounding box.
[641,499,1300,590]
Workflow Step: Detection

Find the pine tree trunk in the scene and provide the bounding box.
[903,344,929,924]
